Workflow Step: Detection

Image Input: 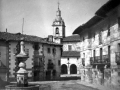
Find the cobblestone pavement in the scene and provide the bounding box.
[30,80,120,90]
[5,80,120,90]
[30,80,99,90]
[49,80,99,90]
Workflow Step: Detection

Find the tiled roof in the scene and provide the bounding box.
[73,0,120,35]
[0,32,43,42]
[73,15,103,34]
[0,32,62,46]
[62,51,80,57]
[95,0,120,17]
[62,35,80,42]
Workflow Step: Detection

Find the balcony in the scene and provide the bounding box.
[90,55,110,65]
[115,52,120,65]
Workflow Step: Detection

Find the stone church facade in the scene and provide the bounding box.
[51,4,81,76]
[61,35,80,76]
[73,0,120,86]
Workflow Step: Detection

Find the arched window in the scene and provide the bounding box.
[56,27,59,34]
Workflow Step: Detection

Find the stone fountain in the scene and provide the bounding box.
[5,38,39,90]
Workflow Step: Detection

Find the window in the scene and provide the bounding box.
[100,48,102,60]
[56,27,59,34]
[13,48,17,54]
[48,59,52,63]
[107,28,110,36]
[99,31,102,44]
[82,58,85,66]
[34,57,43,67]
[83,53,85,58]
[47,59,54,70]
[108,46,111,61]
[67,58,69,60]
[58,60,60,66]
[47,48,51,53]
[53,48,56,55]
[83,37,85,41]
[93,50,96,60]
[34,43,39,50]
[68,45,72,51]
[25,49,29,56]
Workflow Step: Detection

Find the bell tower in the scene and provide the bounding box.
[52,2,65,44]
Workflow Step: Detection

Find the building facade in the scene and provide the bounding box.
[51,3,81,77]
[73,0,120,86]
[43,43,61,80]
[0,32,62,81]
[61,35,80,76]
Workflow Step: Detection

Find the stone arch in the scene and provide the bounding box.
[70,64,77,74]
[61,64,67,74]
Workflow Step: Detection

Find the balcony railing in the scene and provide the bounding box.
[115,52,120,65]
[90,55,110,65]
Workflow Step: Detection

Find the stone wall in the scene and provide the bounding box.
[78,5,120,87]
[80,67,120,87]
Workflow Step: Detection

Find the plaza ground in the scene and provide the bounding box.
[1,78,120,90]
[29,80,120,90]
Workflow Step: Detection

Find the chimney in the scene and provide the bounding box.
[6,28,7,32]
[48,35,53,42]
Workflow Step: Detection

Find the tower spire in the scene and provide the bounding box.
[58,1,60,10]
[56,1,61,16]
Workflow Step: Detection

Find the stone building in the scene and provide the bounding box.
[51,3,81,77]
[73,0,120,86]
[61,35,80,76]
[0,32,62,81]
[43,40,62,80]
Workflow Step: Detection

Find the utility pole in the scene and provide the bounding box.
[22,18,24,34]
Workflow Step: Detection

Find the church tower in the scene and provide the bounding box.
[52,2,65,44]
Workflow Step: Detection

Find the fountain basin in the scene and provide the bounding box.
[5,84,51,90]
[5,85,39,90]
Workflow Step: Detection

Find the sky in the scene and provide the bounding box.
[0,0,109,38]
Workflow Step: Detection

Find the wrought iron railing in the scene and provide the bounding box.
[90,55,110,65]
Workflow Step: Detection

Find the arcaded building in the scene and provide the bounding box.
[61,35,80,76]
[73,0,120,86]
